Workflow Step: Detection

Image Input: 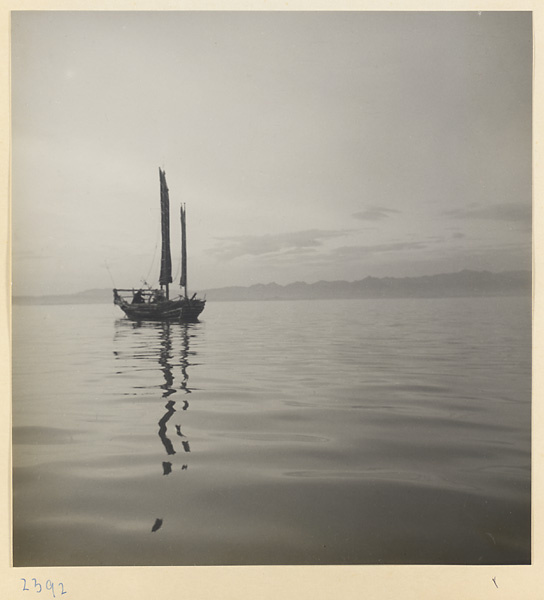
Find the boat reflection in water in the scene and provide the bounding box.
[113,318,200,532]
[157,321,193,466]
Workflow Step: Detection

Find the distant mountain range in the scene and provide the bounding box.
[13,270,531,305]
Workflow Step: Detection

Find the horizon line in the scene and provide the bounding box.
[13,268,532,299]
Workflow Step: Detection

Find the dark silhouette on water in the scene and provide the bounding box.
[151,518,163,532]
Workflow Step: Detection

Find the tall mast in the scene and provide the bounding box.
[180,203,188,299]
[158,168,173,300]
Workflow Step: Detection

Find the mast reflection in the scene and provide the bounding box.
[156,322,195,464]
[157,323,177,455]
[158,399,176,455]
[113,319,201,533]
[113,318,198,469]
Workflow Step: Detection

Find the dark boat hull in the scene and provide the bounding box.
[114,291,205,322]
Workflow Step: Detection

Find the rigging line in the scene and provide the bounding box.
[145,241,159,285]
[173,257,181,284]
[144,219,161,286]
[104,260,116,287]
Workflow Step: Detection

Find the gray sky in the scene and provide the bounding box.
[11,11,532,296]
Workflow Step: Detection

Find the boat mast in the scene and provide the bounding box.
[158,168,173,300]
[180,203,188,299]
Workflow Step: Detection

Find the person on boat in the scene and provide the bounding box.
[132,289,145,304]
[151,290,165,303]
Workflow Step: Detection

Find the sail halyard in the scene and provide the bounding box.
[159,168,173,299]
[180,203,188,298]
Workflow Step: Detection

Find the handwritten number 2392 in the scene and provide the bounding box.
[21,578,66,597]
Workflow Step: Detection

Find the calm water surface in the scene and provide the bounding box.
[12,297,531,565]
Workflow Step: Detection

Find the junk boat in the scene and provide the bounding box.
[113,168,206,322]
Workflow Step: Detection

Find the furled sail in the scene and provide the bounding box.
[159,168,173,286]
[180,203,187,295]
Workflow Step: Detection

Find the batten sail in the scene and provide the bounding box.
[159,168,173,288]
[180,204,187,297]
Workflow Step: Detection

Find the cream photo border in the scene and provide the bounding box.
[1,1,541,598]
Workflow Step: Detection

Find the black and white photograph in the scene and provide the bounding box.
[9,6,533,578]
